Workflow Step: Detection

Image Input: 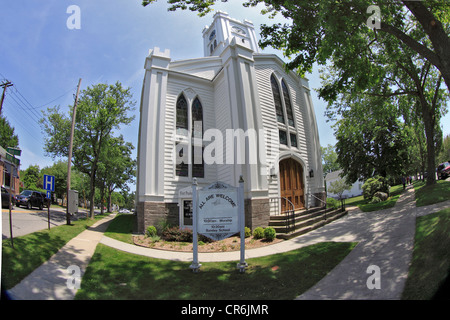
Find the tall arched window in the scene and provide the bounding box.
[176,94,188,136]
[191,97,203,138]
[271,75,284,124]
[281,80,295,127]
[191,97,204,178]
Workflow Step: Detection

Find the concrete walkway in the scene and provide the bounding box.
[7,184,450,300]
[7,214,116,300]
[296,185,450,299]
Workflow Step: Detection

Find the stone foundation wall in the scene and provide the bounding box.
[136,201,178,234]
[312,191,327,207]
[244,198,270,230]
[137,198,271,233]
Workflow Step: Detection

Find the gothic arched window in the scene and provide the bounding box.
[271,75,284,124]
[192,97,203,138]
[281,80,295,127]
[176,94,188,136]
[192,97,204,178]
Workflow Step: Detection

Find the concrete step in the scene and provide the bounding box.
[270,207,348,240]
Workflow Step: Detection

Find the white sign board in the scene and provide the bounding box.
[197,185,239,241]
[190,179,247,273]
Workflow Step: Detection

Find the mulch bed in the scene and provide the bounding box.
[133,235,283,253]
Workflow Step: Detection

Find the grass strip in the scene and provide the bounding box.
[2,214,109,289]
[413,180,450,207]
[75,241,357,300]
[402,208,450,299]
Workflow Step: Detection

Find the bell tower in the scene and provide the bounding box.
[202,11,260,57]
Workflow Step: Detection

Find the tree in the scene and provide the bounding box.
[321,144,340,174]
[96,135,136,212]
[0,116,19,149]
[333,95,411,184]
[21,165,41,191]
[438,133,450,163]
[328,178,351,201]
[40,82,135,218]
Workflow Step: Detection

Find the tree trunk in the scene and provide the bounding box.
[419,96,437,186]
[89,170,96,219]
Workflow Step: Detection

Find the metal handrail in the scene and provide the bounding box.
[307,193,327,208]
[280,197,295,234]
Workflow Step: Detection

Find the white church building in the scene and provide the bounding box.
[136,11,325,233]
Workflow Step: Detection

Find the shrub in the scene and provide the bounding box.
[162,227,193,242]
[370,196,382,204]
[373,191,388,201]
[362,176,390,200]
[146,225,157,237]
[253,227,264,239]
[326,198,339,209]
[264,227,276,242]
[149,235,161,243]
[245,227,251,238]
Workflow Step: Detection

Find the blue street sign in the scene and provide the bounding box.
[43,174,55,192]
[46,191,51,199]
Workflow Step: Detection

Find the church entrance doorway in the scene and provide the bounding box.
[279,158,305,212]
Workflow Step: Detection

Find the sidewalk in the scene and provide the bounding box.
[7,214,116,300]
[296,184,449,299]
[7,185,450,300]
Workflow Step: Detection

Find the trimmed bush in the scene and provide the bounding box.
[326,198,339,209]
[362,176,390,200]
[162,227,193,242]
[146,225,157,238]
[263,227,276,242]
[245,227,251,238]
[253,227,264,239]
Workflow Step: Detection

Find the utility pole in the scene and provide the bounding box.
[66,78,82,225]
[0,80,13,115]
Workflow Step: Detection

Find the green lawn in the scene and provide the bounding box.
[402,207,450,300]
[345,184,404,212]
[75,241,357,300]
[413,180,450,207]
[104,213,135,244]
[1,214,109,289]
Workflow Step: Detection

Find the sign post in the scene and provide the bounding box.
[190,177,246,273]
[43,175,55,230]
[190,178,201,273]
[237,176,247,273]
[46,191,51,230]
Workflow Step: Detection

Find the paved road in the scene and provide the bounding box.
[1,206,95,239]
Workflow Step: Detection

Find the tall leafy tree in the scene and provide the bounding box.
[0,116,19,149]
[321,144,340,174]
[40,82,135,218]
[96,135,136,212]
[333,95,411,183]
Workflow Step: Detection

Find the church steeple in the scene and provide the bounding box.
[202,11,260,57]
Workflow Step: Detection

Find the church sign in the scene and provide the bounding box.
[190,177,247,273]
[197,183,239,241]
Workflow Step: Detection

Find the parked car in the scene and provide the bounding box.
[1,187,14,208]
[437,162,450,180]
[16,190,45,210]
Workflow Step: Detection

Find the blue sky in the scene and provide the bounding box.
[1,1,449,192]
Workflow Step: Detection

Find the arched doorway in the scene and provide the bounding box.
[279,158,305,211]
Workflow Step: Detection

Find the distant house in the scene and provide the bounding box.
[325,170,363,199]
[0,145,21,196]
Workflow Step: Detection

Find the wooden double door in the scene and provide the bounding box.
[279,158,305,212]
